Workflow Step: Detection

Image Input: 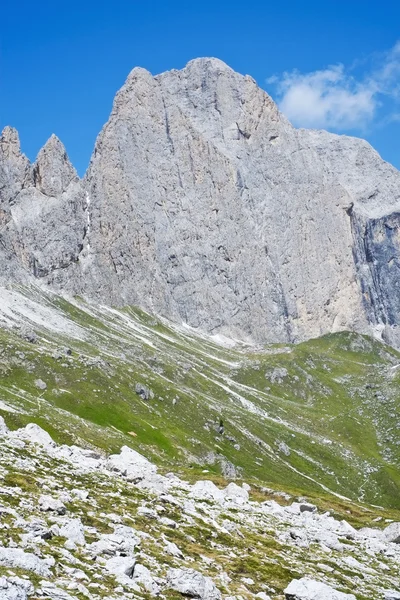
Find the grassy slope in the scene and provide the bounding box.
[0,286,400,509]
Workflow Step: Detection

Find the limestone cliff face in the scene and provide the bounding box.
[0,128,85,285]
[1,58,400,344]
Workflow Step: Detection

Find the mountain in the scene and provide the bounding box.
[1,58,400,346]
[2,58,400,598]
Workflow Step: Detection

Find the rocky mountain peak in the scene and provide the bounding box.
[184,56,235,73]
[0,126,32,205]
[1,59,400,347]
[0,126,22,160]
[32,134,78,197]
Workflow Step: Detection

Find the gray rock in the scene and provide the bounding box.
[0,576,34,600]
[266,367,288,384]
[224,482,249,503]
[105,555,136,578]
[284,578,356,599]
[132,564,160,595]
[384,591,400,600]
[38,582,77,600]
[383,522,400,543]
[167,568,221,600]
[190,480,225,503]
[39,494,66,515]
[59,518,85,546]
[278,442,291,456]
[0,416,9,435]
[135,383,154,400]
[34,379,47,390]
[137,506,158,519]
[87,524,140,556]
[2,59,400,346]
[159,516,177,528]
[107,445,158,483]
[33,135,77,198]
[19,327,37,344]
[299,503,317,513]
[164,540,184,558]
[16,423,55,448]
[0,547,54,577]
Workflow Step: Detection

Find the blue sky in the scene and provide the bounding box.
[1,0,399,175]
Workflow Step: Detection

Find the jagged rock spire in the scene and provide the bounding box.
[0,126,23,160]
[0,126,32,205]
[32,134,78,197]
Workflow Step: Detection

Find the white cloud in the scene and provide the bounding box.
[267,41,400,130]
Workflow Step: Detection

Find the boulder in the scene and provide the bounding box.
[224,482,249,503]
[299,503,317,514]
[0,576,34,600]
[0,416,8,435]
[133,564,160,595]
[383,522,400,544]
[284,578,356,599]
[167,568,221,600]
[37,582,77,599]
[0,547,54,577]
[135,383,154,401]
[164,540,184,558]
[108,446,157,482]
[278,442,291,456]
[16,424,55,448]
[88,525,140,556]
[266,367,288,383]
[59,518,86,546]
[190,480,225,503]
[105,555,136,578]
[34,379,47,390]
[384,591,400,600]
[39,495,66,515]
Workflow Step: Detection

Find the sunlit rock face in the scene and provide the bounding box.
[1,58,400,345]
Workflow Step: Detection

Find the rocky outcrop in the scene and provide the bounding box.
[0,420,399,599]
[0,127,85,285]
[166,568,222,600]
[2,58,400,345]
[284,578,356,600]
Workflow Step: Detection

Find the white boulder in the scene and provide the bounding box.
[0,416,9,435]
[59,518,86,546]
[38,495,66,515]
[164,540,184,558]
[167,568,221,600]
[105,555,136,578]
[0,576,34,600]
[88,525,140,556]
[133,564,160,595]
[224,482,249,503]
[384,591,400,600]
[284,578,356,599]
[383,522,400,544]
[190,481,225,503]
[108,446,157,482]
[16,423,55,448]
[0,547,54,577]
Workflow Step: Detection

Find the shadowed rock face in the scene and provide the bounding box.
[1,58,400,344]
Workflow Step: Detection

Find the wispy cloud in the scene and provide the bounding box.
[267,42,400,130]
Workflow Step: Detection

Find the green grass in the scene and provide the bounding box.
[1,287,400,510]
